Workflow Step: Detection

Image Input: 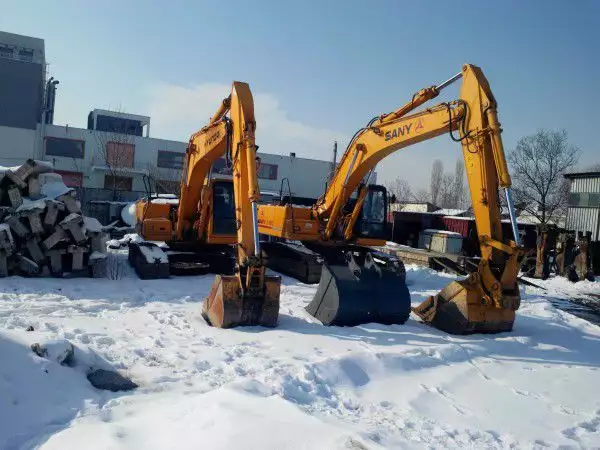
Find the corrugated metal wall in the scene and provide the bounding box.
[566,207,600,241]
[570,177,600,193]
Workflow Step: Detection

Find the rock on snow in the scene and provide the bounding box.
[0,257,599,449]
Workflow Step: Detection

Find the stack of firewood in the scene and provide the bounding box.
[0,159,107,278]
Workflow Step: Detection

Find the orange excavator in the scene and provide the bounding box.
[130,82,280,328]
[257,64,524,334]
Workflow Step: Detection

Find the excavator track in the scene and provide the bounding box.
[128,241,235,279]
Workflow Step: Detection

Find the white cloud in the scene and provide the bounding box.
[144,82,346,160]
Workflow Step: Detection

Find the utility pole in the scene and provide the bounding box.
[330,141,337,182]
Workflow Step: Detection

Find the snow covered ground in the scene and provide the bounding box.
[1,254,599,449]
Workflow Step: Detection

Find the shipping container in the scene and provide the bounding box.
[418,229,463,254]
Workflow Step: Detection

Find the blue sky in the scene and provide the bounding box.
[2,0,599,188]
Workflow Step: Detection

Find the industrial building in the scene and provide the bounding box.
[564,170,600,241]
[0,30,343,206]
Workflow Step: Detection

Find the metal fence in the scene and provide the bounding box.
[75,187,146,225]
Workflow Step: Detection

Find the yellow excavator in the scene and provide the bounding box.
[257,64,524,335]
[130,82,280,328]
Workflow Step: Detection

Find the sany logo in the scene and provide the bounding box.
[384,118,425,141]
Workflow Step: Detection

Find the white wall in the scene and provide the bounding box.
[44,124,186,191]
[0,125,38,167]
[0,122,375,201]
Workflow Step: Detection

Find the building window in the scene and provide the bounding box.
[95,115,143,136]
[211,157,278,180]
[0,45,13,59]
[18,48,34,62]
[104,175,132,191]
[258,162,278,180]
[106,142,135,168]
[55,170,83,188]
[157,150,184,169]
[45,137,85,158]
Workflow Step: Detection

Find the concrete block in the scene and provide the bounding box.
[58,194,81,214]
[8,186,23,209]
[28,176,42,199]
[67,245,88,271]
[89,252,108,278]
[46,248,66,274]
[41,228,67,251]
[59,213,87,245]
[9,159,39,187]
[16,254,39,276]
[89,232,108,253]
[27,211,45,235]
[26,238,45,263]
[5,170,27,189]
[44,201,63,228]
[0,225,14,254]
[6,215,30,238]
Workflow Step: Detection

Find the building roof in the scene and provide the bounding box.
[564,171,600,179]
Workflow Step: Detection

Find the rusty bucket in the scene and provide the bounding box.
[202,273,281,328]
[413,275,519,335]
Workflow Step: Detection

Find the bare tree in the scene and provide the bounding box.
[508,129,579,224]
[413,188,431,203]
[147,164,182,196]
[430,159,443,206]
[438,173,455,208]
[94,126,136,200]
[386,178,412,203]
[452,159,465,209]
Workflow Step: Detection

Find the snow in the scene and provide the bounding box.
[138,244,169,264]
[421,228,463,237]
[83,216,103,233]
[121,202,136,226]
[107,233,144,249]
[429,208,468,216]
[15,198,47,213]
[40,180,73,200]
[149,198,179,205]
[0,160,53,176]
[0,256,599,449]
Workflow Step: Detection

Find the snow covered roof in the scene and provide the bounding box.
[422,228,463,237]
[429,208,468,216]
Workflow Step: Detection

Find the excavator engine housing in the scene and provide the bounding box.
[306,249,410,326]
[203,270,281,328]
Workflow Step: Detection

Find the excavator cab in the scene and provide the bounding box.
[208,180,237,237]
[352,185,388,239]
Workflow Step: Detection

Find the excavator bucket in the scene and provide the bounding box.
[412,274,520,335]
[306,251,411,326]
[202,273,281,328]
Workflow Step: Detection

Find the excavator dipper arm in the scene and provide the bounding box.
[202,82,281,328]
